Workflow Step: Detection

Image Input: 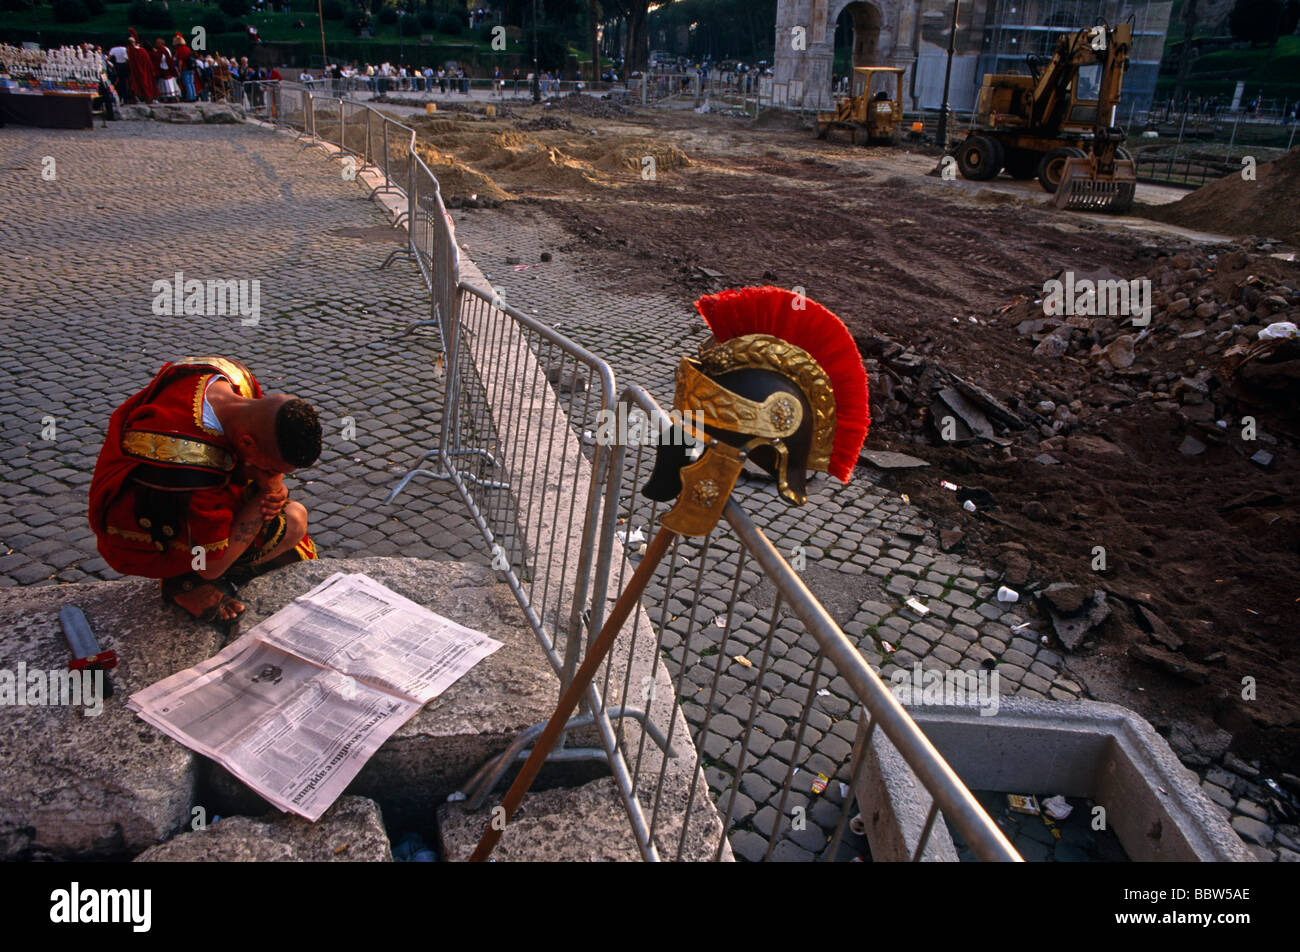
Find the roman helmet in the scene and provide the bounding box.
[643,287,870,536]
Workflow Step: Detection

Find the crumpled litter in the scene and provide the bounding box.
[618,526,646,545]
[1258,322,1298,340]
[1042,795,1073,820]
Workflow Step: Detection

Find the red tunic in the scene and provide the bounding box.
[88,357,314,579]
[126,42,156,102]
[151,45,177,80]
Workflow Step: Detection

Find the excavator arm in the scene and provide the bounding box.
[1092,22,1132,175]
[1028,29,1086,131]
[1054,22,1138,213]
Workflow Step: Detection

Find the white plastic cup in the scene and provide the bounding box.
[997,586,1019,603]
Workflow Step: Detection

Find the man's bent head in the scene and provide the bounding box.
[275,398,323,468]
[232,394,322,479]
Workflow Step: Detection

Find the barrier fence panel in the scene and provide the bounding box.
[279,86,306,135]
[547,384,1025,862]
[395,155,459,344]
[407,157,440,293]
[437,284,616,688]
[383,115,414,202]
[340,99,371,167]
[432,183,458,331]
[300,87,315,140]
[311,97,342,152]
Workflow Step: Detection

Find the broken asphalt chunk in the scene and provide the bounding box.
[1038,585,1111,651]
[1127,643,1211,684]
[859,449,930,470]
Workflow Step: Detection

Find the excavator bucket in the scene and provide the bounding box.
[1055,154,1138,213]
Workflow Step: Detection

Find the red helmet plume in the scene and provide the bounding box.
[694,286,870,482]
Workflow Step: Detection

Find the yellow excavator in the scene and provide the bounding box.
[816,66,906,145]
[952,22,1137,213]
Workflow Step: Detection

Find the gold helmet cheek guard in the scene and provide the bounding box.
[641,335,838,537]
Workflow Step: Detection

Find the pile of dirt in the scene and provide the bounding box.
[1143,147,1300,246]
[875,247,1300,442]
[405,113,690,199]
[411,140,513,202]
[589,142,692,175]
[544,92,636,119]
[517,115,578,133]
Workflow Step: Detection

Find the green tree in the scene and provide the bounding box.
[1229,0,1286,45]
[52,0,91,23]
[647,0,778,64]
[129,0,174,28]
[607,0,649,71]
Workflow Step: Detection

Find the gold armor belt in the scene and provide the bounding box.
[121,430,235,472]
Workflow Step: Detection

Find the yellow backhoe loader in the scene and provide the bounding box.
[816,66,905,146]
[952,22,1137,213]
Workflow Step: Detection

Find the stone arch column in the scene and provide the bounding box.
[774,0,914,110]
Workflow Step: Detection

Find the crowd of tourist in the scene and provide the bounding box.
[15,23,635,116]
[300,61,570,98]
[105,30,280,106]
[1157,92,1298,124]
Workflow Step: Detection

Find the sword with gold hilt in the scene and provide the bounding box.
[470,287,871,862]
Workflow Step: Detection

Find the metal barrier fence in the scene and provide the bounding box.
[399,282,1021,860]
[416,285,695,860]
[1133,149,1235,189]
[299,74,623,99]
[555,385,1021,861]
[258,83,1020,861]
[435,282,615,687]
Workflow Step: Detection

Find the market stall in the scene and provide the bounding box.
[0,43,109,129]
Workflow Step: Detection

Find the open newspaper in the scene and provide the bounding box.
[128,572,503,821]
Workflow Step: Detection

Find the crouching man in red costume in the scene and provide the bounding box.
[89,356,321,630]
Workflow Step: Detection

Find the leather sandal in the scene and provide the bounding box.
[161,574,245,634]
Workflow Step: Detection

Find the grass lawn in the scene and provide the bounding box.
[0,2,504,59]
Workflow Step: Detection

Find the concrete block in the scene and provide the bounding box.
[0,576,223,859]
[883,698,1253,861]
[201,557,564,827]
[855,715,959,862]
[134,795,392,861]
[439,777,655,862]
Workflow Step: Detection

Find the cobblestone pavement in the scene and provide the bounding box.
[0,121,486,591]
[452,201,1295,862]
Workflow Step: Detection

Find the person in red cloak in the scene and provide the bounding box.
[88,357,321,629]
[125,30,156,104]
[173,32,195,102]
[151,36,179,102]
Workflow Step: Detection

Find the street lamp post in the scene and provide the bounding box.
[936,0,961,148]
[316,0,327,70]
[532,0,541,103]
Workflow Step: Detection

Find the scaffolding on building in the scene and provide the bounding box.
[977,0,1173,110]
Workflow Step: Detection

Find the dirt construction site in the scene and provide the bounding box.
[380,92,1300,780]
